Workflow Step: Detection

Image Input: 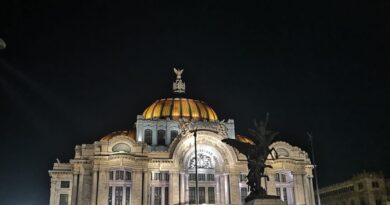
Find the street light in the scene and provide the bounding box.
[189,128,218,205]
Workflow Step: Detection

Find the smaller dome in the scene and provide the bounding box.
[142,98,218,121]
[100,130,136,141]
[236,135,255,145]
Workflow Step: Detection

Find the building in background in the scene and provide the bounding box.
[49,70,316,205]
[319,171,389,205]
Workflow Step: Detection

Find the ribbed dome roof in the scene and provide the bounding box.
[142,98,218,121]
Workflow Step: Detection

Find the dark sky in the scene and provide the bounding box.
[1,0,390,204]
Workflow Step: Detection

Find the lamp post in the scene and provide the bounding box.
[189,128,218,205]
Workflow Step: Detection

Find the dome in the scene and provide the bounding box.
[100,130,136,141]
[142,98,218,121]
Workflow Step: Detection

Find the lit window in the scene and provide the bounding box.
[59,194,68,205]
[60,181,70,188]
[144,129,152,144]
[157,130,166,145]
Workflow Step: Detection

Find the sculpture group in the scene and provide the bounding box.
[222,113,279,202]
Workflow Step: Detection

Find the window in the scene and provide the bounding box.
[189,187,196,204]
[170,130,178,142]
[154,172,169,181]
[207,174,215,181]
[275,173,280,182]
[372,181,379,188]
[351,200,355,205]
[125,171,131,181]
[116,171,124,180]
[108,187,113,205]
[240,174,247,182]
[375,200,382,205]
[165,187,169,205]
[198,174,206,181]
[157,130,166,145]
[144,129,152,144]
[125,187,130,205]
[109,171,114,180]
[276,187,281,196]
[154,187,161,205]
[358,183,363,190]
[115,187,123,205]
[208,187,215,204]
[281,174,286,183]
[282,187,287,201]
[199,187,205,204]
[60,181,70,188]
[240,187,248,204]
[59,194,68,205]
[360,197,365,205]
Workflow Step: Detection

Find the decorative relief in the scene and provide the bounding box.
[188,153,213,169]
[112,143,131,153]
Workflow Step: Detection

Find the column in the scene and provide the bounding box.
[90,170,98,205]
[131,170,143,205]
[143,171,150,205]
[229,174,240,205]
[49,179,56,205]
[97,170,108,205]
[303,174,310,205]
[180,173,185,204]
[308,177,316,205]
[293,173,305,205]
[224,174,230,204]
[71,173,79,205]
[215,175,221,205]
[169,172,180,205]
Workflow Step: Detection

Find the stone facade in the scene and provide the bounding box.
[49,116,316,205]
[319,172,389,205]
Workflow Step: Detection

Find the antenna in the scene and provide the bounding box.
[307,132,321,205]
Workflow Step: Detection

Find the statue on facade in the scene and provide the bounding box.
[222,113,279,202]
[173,67,185,94]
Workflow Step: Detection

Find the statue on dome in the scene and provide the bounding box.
[173,67,185,94]
[222,113,279,202]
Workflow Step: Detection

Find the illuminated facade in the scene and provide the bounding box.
[49,70,316,205]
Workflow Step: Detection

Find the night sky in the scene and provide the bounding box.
[1,1,390,204]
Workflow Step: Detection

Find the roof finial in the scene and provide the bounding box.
[173,67,185,94]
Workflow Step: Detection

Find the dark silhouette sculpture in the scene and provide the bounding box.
[222,113,279,202]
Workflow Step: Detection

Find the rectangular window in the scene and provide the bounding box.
[372,181,379,188]
[207,174,215,181]
[109,171,114,180]
[275,173,280,182]
[170,130,178,142]
[125,187,130,205]
[115,187,123,205]
[60,181,70,188]
[375,200,382,205]
[198,174,206,181]
[189,187,196,204]
[208,187,215,204]
[59,194,68,205]
[157,130,166,145]
[360,197,366,205]
[108,186,113,205]
[281,174,286,183]
[154,187,161,205]
[276,187,281,196]
[189,173,196,181]
[116,171,124,180]
[125,171,131,181]
[240,174,247,182]
[144,129,152,145]
[358,183,363,190]
[240,187,248,204]
[165,187,169,205]
[199,187,205,204]
[282,188,287,201]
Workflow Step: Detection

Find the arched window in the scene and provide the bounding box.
[157,130,166,145]
[144,129,152,145]
[170,130,178,142]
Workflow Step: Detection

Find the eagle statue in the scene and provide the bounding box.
[222,113,279,202]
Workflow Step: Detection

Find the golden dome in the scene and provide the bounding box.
[142,98,218,121]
